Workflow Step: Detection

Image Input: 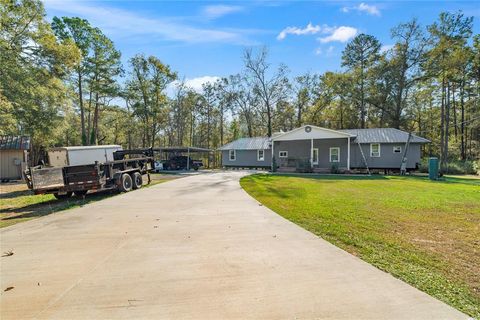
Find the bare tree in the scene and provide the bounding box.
[243,47,290,137]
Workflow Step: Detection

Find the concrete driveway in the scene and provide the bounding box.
[1,171,467,319]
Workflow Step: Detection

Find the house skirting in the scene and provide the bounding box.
[277,166,350,173]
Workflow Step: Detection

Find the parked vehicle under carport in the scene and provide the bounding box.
[163,156,203,171]
[153,146,211,171]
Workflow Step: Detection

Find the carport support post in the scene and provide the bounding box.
[187,147,190,171]
[347,137,350,171]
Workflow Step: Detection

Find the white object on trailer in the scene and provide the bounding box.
[48,145,123,167]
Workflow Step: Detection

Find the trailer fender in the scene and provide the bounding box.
[113,172,124,187]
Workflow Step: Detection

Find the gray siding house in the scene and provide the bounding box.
[219,137,272,168]
[219,125,429,172]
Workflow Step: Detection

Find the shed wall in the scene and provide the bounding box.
[0,150,25,179]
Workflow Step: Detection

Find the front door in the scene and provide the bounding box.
[312,148,319,165]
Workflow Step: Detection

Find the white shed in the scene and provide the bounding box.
[48,145,123,167]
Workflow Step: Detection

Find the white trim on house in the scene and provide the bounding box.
[229,149,236,161]
[312,148,319,165]
[257,149,265,161]
[370,143,381,157]
[330,147,340,162]
[347,136,351,170]
[272,125,355,142]
[279,151,288,158]
[393,146,402,153]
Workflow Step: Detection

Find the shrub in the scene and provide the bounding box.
[445,161,478,175]
[419,158,479,175]
[473,159,480,175]
[418,158,429,173]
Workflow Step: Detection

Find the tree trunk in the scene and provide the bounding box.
[86,89,93,146]
[220,105,224,146]
[452,83,457,141]
[460,79,466,160]
[78,71,86,145]
[92,92,99,145]
[444,83,450,172]
[440,76,445,171]
[297,102,302,127]
[266,101,272,137]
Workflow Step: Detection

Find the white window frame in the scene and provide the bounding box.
[312,148,319,165]
[370,143,381,157]
[257,149,265,161]
[329,147,340,163]
[229,149,236,161]
[393,146,402,153]
[279,151,288,158]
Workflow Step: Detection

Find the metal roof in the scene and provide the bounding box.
[154,147,213,153]
[218,128,429,150]
[0,136,31,150]
[218,137,271,150]
[50,145,122,151]
[339,128,430,144]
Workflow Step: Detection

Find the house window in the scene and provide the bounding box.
[257,150,265,161]
[279,151,288,158]
[393,146,402,153]
[370,143,381,157]
[312,148,319,164]
[229,150,236,161]
[330,147,340,162]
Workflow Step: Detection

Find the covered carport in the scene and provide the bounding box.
[153,147,213,170]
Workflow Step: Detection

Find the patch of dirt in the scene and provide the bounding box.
[0,181,28,196]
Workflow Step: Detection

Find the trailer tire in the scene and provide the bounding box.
[132,172,142,189]
[74,190,88,197]
[119,173,133,192]
[54,192,73,200]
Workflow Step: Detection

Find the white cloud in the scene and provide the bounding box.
[342,3,381,16]
[168,76,221,95]
[43,0,251,45]
[277,22,322,40]
[277,23,357,44]
[318,26,358,43]
[202,5,243,19]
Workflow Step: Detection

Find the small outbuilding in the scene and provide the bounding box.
[0,136,30,181]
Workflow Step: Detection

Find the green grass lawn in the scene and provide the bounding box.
[241,174,480,318]
[0,177,169,228]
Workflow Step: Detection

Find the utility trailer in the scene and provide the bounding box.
[24,146,154,199]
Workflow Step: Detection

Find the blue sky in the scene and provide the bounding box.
[43,1,479,90]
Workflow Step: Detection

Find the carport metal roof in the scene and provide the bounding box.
[153,147,213,153]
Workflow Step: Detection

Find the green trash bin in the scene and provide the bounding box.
[429,157,439,180]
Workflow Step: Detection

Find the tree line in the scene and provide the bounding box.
[1,0,479,171]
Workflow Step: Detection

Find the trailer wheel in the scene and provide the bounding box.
[119,173,133,192]
[132,172,143,189]
[54,192,72,200]
[74,190,88,197]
